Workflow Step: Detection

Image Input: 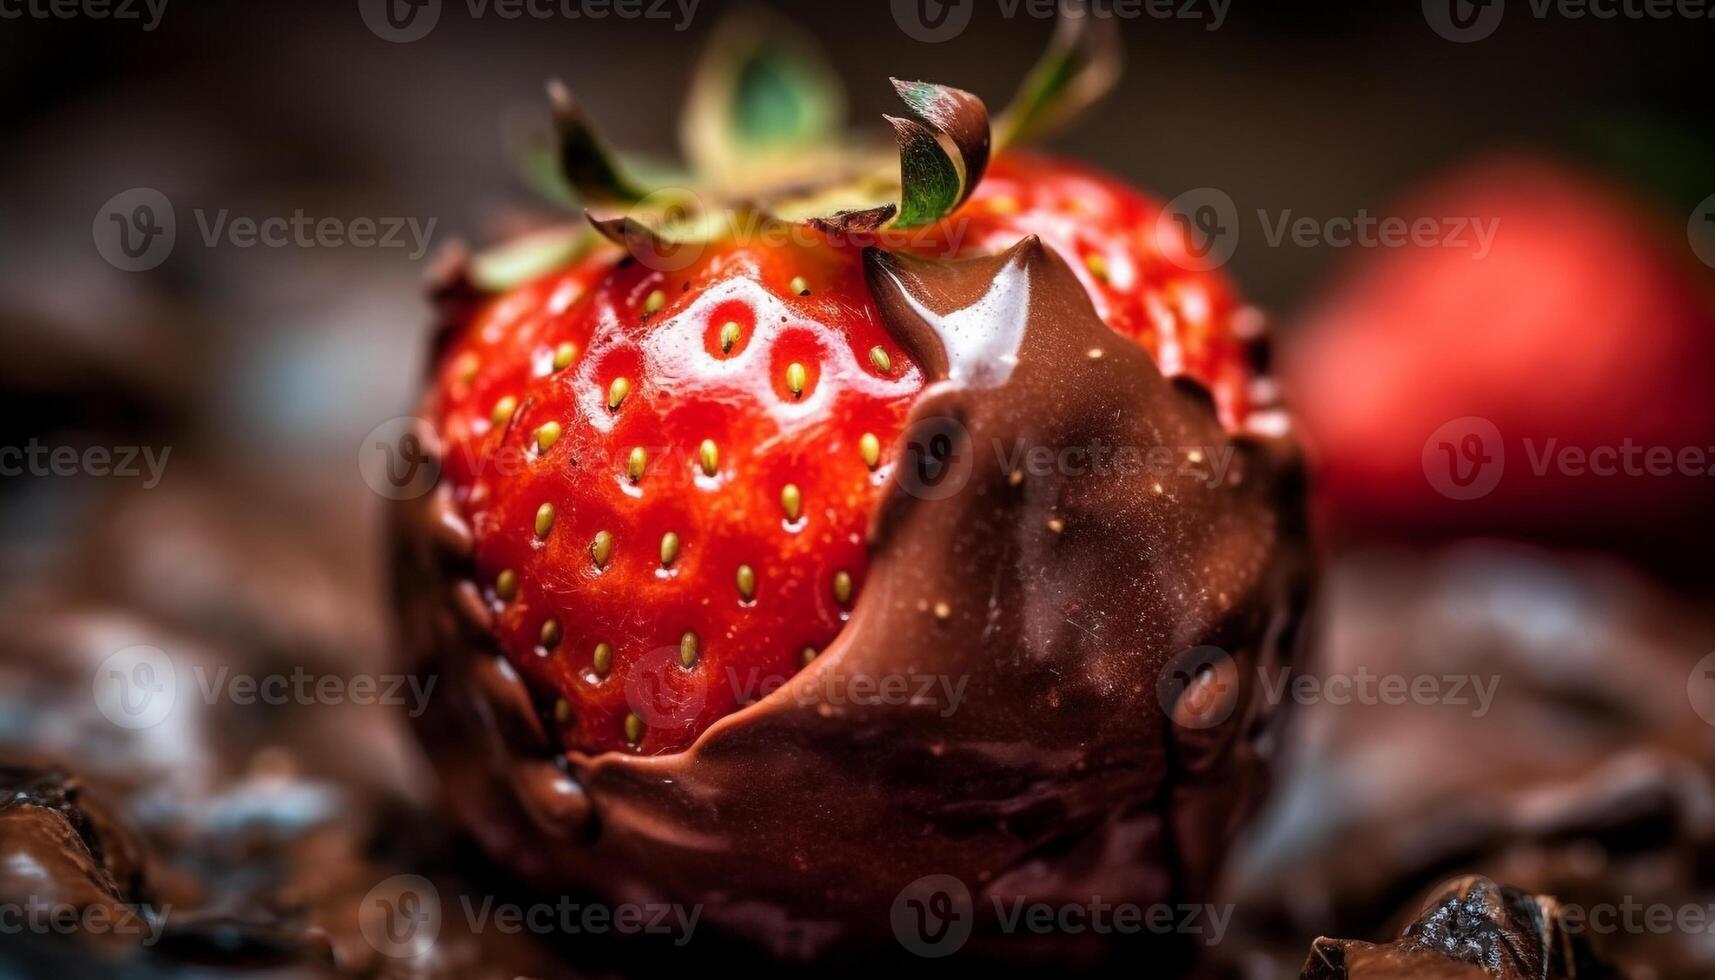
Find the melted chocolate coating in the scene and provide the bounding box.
[394,236,1313,964]
[1299,876,1618,980]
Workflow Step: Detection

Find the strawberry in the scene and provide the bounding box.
[422,12,1261,755]
[1284,155,1715,560]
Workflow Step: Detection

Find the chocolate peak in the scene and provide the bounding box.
[863,237,1048,385]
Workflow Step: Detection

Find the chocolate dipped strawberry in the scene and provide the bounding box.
[393,8,1310,967]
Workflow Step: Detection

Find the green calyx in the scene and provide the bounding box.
[472,4,1121,290]
[680,8,851,199]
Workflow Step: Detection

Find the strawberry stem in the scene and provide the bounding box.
[993,0,1123,150]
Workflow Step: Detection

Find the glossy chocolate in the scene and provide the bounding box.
[394,235,1313,963]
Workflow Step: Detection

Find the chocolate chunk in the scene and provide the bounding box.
[1300,876,1618,980]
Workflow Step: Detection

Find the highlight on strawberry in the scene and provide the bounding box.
[405,9,1277,756]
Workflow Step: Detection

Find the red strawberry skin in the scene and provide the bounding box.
[428,152,1261,755]
[960,152,1256,425]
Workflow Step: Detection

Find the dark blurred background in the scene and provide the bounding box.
[2,3,1714,977]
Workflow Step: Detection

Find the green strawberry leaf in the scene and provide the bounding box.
[505,105,579,208]
[547,80,654,206]
[994,3,1122,150]
[888,115,963,228]
[764,79,989,232]
[893,78,991,199]
[469,223,599,292]
[887,79,990,228]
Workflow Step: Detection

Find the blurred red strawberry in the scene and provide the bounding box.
[1284,155,1715,561]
